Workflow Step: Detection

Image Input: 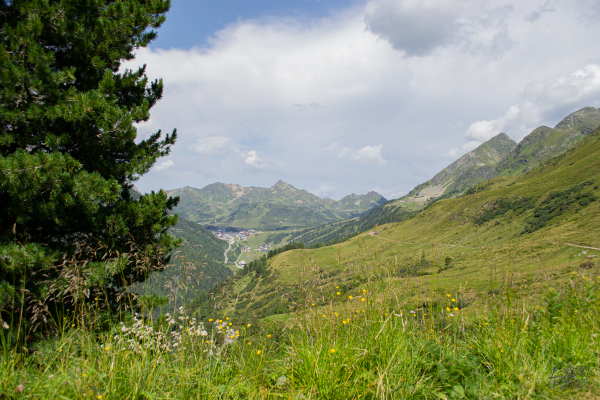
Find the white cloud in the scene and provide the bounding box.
[326,143,387,165]
[312,184,337,198]
[350,145,387,165]
[127,0,600,197]
[189,136,235,156]
[155,160,174,171]
[465,64,600,143]
[244,150,264,168]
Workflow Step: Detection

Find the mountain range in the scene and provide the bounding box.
[399,106,600,206]
[290,106,600,246]
[165,180,387,229]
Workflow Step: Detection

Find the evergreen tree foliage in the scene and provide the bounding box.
[0,0,178,329]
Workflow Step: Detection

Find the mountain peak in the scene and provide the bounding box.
[555,107,600,133]
[272,180,296,190]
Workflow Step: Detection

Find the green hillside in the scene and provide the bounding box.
[495,107,600,176]
[191,124,600,323]
[397,107,600,209]
[139,217,231,312]
[166,180,387,229]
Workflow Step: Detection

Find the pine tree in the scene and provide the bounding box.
[0,0,179,330]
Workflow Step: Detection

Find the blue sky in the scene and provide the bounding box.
[131,0,600,200]
[150,0,366,50]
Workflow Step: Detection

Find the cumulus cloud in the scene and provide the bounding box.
[364,0,463,56]
[464,64,600,143]
[312,184,337,198]
[154,160,174,171]
[127,0,600,197]
[326,143,387,165]
[244,150,264,168]
[189,136,235,156]
[364,0,516,57]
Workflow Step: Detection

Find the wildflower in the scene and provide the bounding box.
[16,385,24,393]
[226,317,229,320]
[410,310,415,314]
[94,298,98,301]
[447,294,451,298]
[257,350,261,355]
[267,334,272,338]
[449,314,454,318]
[97,396,102,399]
[361,298,366,302]
[451,299,456,302]
[348,296,353,300]
[312,303,315,306]
[322,314,326,318]
[206,340,210,344]
[336,286,339,288]
[82,374,87,377]
[229,323,232,326]
[330,348,335,354]
[104,347,109,351]
[247,324,252,328]
[247,342,252,345]
[454,307,458,311]
[209,319,213,322]
[343,321,346,325]
[337,292,341,295]
[72,324,75,327]
[446,307,450,311]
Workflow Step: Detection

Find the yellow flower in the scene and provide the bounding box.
[454,307,458,311]
[451,299,456,302]
[226,317,229,320]
[423,313,427,316]
[59,349,62,352]
[247,324,252,328]
[230,335,234,339]
[267,334,272,338]
[312,303,315,306]
[446,307,450,311]
[247,342,252,345]
[336,286,339,288]
[348,296,353,300]
[94,298,98,301]
[361,298,366,302]
[218,326,222,330]
[447,294,451,298]
[104,347,109,351]
[256,350,261,355]
[229,323,232,326]
[330,348,335,354]
[209,319,213,322]
[97,396,102,400]
[72,324,75,327]
[206,340,210,344]
[82,374,86,377]
[337,292,341,295]
[343,321,346,325]
[322,314,326,318]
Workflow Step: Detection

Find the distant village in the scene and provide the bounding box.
[207,226,272,253]
[208,227,259,241]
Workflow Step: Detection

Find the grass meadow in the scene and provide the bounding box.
[1,266,598,399]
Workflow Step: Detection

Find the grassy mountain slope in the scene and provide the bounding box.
[495,107,600,176]
[166,180,387,229]
[192,126,600,323]
[398,107,600,209]
[402,133,517,205]
[140,217,230,310]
